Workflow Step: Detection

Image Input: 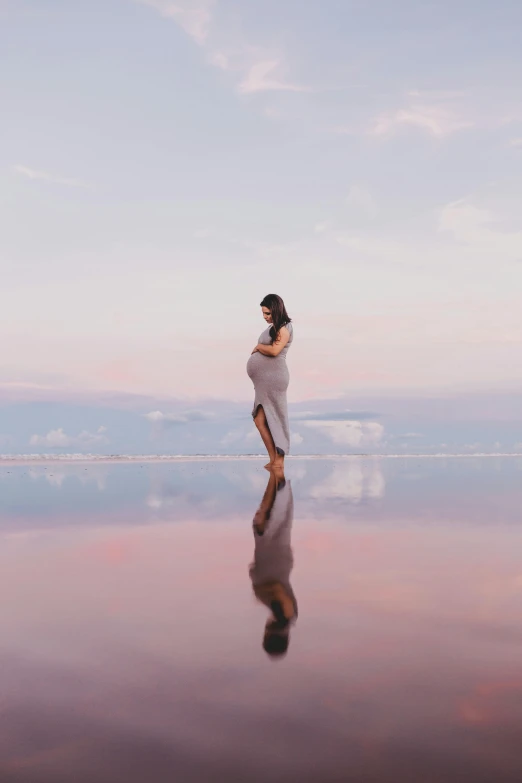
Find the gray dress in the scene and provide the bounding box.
[246,322,293,455]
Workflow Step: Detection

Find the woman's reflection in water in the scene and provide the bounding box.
[249,471,297,659]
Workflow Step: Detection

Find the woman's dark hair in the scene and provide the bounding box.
[263,631,289,658]
[260,294,291,345]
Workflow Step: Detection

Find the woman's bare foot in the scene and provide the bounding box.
[272,459,285,478]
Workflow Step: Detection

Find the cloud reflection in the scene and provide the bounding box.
[26,466,108,491]
[309,458,385,502]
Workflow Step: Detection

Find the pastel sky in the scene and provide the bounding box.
[2,0,522,454]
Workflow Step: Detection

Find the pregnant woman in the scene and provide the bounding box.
[246,293,293,474]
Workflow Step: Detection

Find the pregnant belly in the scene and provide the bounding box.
[246,352,267,381]
[246,353,289,390]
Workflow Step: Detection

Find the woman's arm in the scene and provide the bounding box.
[252,326,290,357]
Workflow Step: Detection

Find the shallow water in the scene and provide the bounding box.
[1,457,522,782]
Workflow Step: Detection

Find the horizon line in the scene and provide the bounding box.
[1,453,521,463]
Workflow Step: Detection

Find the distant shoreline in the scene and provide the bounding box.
[0,453,521,464]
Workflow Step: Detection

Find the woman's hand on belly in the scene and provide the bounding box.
[251,345,260,354]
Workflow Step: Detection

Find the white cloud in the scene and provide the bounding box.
[346,185,377,218]
[221,428,248,447]
[30,428,71,448]
[407,89,467,101]
[238,60,308,95]
[508,138,522,148]
[29,426,108,448]
[314,220,332,234]
[76,428,109,446]
[13,165,89,188]
[439,201,491,240]
[222,427,302,449]
[144,410,188,423]
[136,2,308,98]
[439,200,522,260]
[144,409,214,424]
[209,50,229,70]
[262,105,279,119]
[135,0,214,45]
[372,102,473,138]
[302,419,384,448]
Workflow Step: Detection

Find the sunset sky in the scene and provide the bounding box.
[2,0,522,454]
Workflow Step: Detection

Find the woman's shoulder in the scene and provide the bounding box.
[283,321,293,333]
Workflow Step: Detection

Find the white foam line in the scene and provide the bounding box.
[0,453,521,464]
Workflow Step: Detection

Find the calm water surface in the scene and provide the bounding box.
[1,457,522,782]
